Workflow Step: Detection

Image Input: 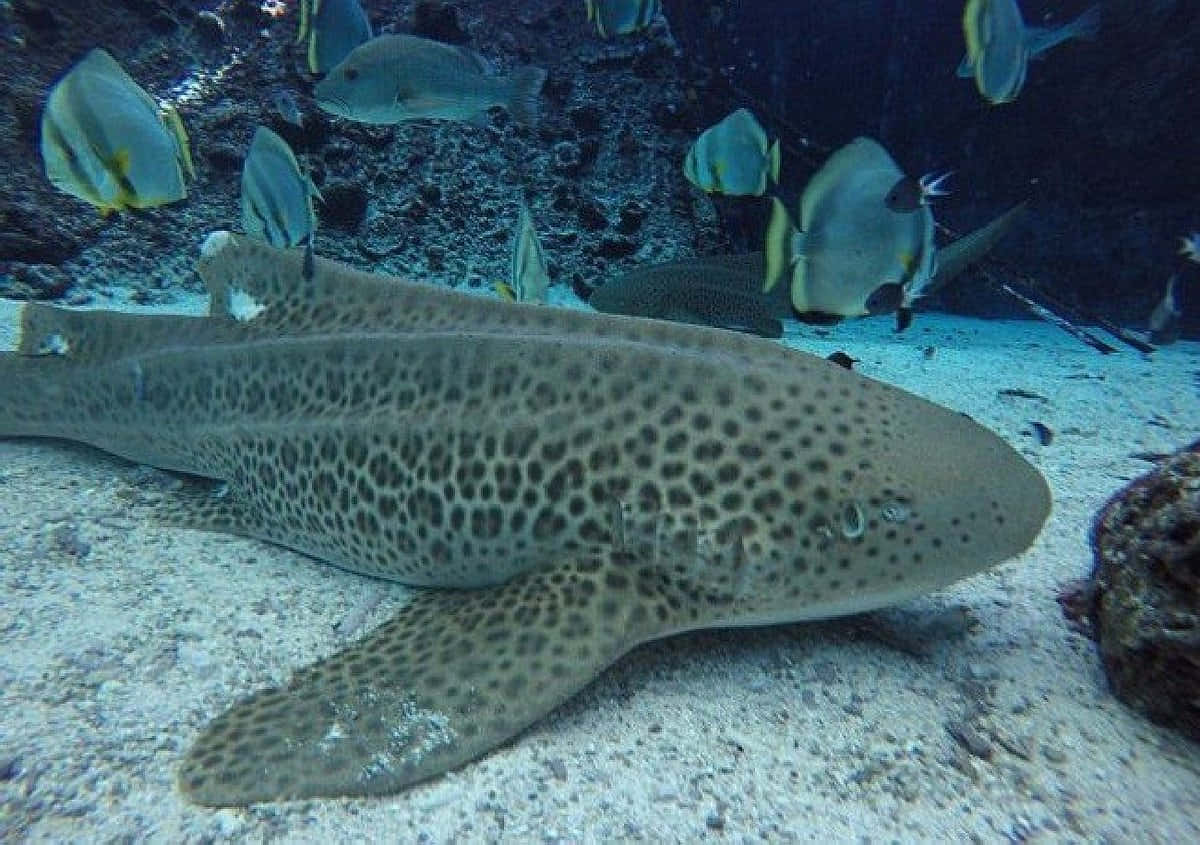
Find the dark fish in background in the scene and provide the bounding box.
[1180,232,1200,264]
[314,34,548,125]
[1148,275,1182,346]
[297,0,373,75]
[268,87,304,127]
[587,254,787,338]
[585,0,662,39]
[958,0,1100,105]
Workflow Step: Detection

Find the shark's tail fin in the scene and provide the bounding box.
[178,549,690,806]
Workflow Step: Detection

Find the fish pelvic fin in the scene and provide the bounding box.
[504,65,548,126]
[763,196,797,293]
[767,137,781,186]
[296,0,311,44]
[161,104,195,181]
[178,549,681,805]
[962,0,986,67]
[494,280,517,302]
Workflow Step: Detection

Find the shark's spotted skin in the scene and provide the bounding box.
[0,234,1051,805]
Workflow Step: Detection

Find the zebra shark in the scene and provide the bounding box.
[0,232,1050,805]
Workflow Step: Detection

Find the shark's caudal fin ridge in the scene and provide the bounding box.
[178,549,688,806]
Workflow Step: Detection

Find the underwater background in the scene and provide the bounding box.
[0,0,1198,842]
[0,0,1197,336]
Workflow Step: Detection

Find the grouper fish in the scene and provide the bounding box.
[0,233,1051,805]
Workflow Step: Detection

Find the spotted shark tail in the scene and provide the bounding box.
[179,549,696,806]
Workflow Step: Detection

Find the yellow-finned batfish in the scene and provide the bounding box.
[959,1,1100,104]
[40,47,194,214]
[1180,232,1200,264]
[296,0,372,75]
[496,204,551,304]
[763,137,936,323]
[240,126,321,249]
[585,0,662,38]
[1147,274,1182,346]
[683,108,781,197]
[314,34,548,126]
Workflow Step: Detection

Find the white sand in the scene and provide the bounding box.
[1,296,1198,842]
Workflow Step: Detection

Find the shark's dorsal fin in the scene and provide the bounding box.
[196,232,802,367]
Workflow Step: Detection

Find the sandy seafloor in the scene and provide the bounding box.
[1,284,1198,844]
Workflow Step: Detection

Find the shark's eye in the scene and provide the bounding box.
[344,67,359,82]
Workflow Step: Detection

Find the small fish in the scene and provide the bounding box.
[1028,421,1054,446]
[268,87,303,127]
[825,351,857,370]
[1180,232,1200,264]
[763,137,936,323]
[585,0,662,38]
[885,171,953,213]
[240,126,321,249]
[40,48,194,214]
[296,0,373,75]
[959,1,1100,104]
[314,34,548,126]
[496,205,551,304]
[1148,274,1182,346]
[683,108,781,197]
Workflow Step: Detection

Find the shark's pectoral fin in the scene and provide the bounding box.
[149,474,264,538]
[178,549,685,806]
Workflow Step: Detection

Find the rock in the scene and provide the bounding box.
[194,10,225,45]
[7,263,72,299]
[1066,438,1200,740]
[319,182,369,231]
[413,0,469,45]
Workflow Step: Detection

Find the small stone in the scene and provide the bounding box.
[195,10,226,44]
[177,643,215,676]
[545,758,567,782]
[946,719,993,760]
[705,809,726,830]
[0,756,20,781]
[1041,743,1068,764]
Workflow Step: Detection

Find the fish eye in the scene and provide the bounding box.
[344,67,359,82]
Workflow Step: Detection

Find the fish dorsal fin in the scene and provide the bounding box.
[454,44,492,75]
